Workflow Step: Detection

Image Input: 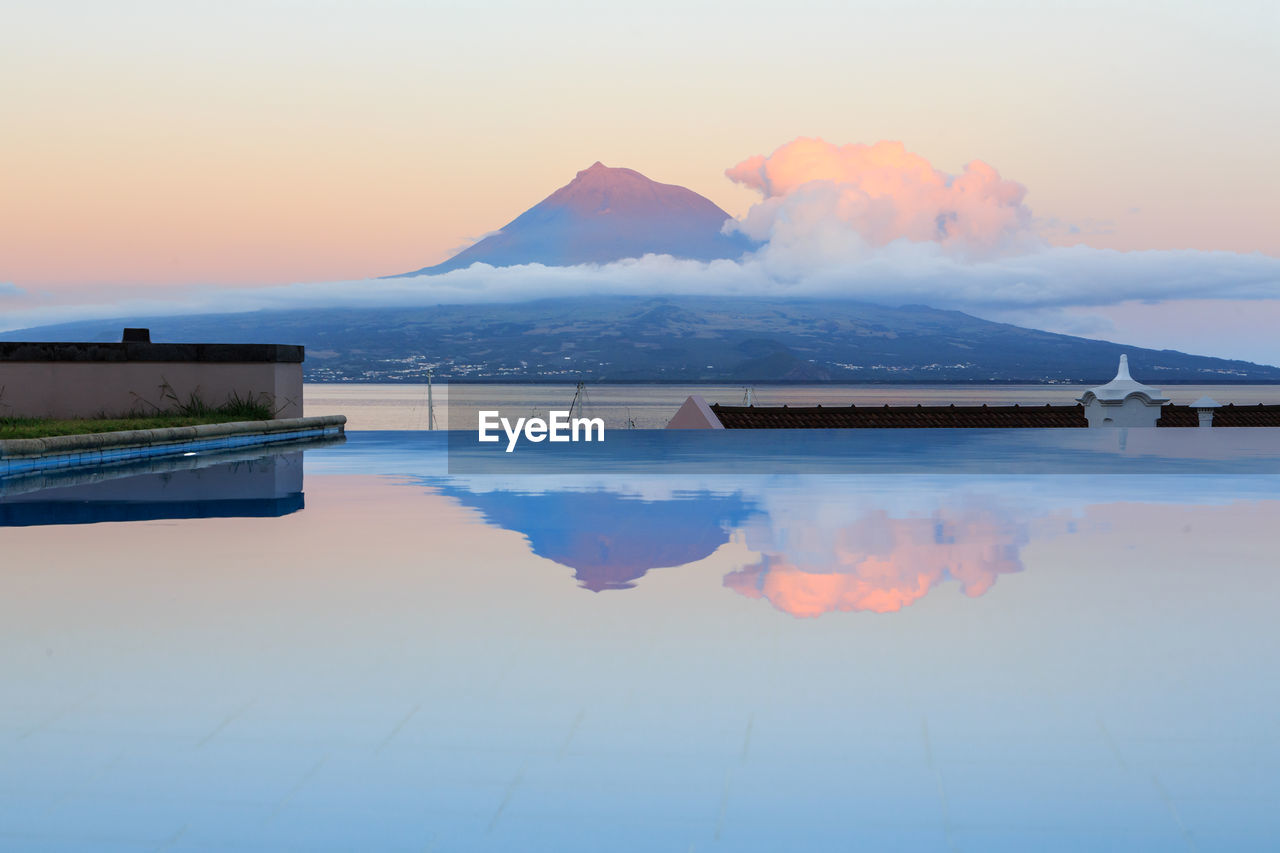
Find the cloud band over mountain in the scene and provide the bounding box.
[8,242,1274,316]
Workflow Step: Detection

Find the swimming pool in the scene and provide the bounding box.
[3,431,1278,850]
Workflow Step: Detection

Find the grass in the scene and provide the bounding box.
[0,390,277,440]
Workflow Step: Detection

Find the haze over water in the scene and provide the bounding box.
[308,383,1280,430]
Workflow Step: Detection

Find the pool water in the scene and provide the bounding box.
[2,431,1279,851]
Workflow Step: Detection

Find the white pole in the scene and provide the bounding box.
[426,368,436,430]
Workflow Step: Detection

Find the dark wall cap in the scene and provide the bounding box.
[709,403,1089,428]
[0,342,304,363]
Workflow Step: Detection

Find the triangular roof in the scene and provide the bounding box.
[1077,355,1170,404]
[666,395,725,429]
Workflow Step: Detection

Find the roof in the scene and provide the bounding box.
[1077,354,1169,404]
[700,401,1280,429]
[1157,404,1280,427]
[667,395,724,429]
[709,404,1089,429]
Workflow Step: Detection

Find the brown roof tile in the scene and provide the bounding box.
[708,402,1280,429]
[709,403,1089,429]
[1158,403,1280,427]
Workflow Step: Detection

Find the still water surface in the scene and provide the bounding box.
[2,432,1279,850]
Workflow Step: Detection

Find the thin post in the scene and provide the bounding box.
[426,368,436,430]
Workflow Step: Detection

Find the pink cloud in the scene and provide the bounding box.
[726,138,1037,258]
[724,507,1025,617]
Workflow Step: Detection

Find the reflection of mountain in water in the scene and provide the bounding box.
[726,506,1027,617]
[429,477,1031,609]
[431,485,755,591]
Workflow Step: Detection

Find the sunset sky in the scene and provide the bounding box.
[2,0,1278,359]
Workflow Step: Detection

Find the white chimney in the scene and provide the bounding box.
[1190,396,1220,429]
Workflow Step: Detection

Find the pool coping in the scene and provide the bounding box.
[0,415,346,475]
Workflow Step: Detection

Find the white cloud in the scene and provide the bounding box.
[726,138,1038,258]
[3,245,1279,332]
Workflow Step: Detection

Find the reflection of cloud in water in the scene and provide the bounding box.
[430,484,755,590]
[726,506,1026,617]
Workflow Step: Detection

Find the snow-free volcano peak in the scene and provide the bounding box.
[389,163,757,277]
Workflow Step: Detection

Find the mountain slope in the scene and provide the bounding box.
[8,296,1278,383]
[390,163,758,276]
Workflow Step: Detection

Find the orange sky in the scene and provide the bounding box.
[2,1,1277,289]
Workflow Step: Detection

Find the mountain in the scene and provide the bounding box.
[389,162,758,276]
[9,296,1279,383]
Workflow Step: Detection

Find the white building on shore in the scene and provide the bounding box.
[1076,354,1170,428]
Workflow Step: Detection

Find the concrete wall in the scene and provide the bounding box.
[1082,396,1164,428]
[0,361,303,419]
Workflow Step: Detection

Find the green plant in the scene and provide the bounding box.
[129,379,276,420]
[0,380,281,440]
[212,389,276,420]
[0,412,270,440]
